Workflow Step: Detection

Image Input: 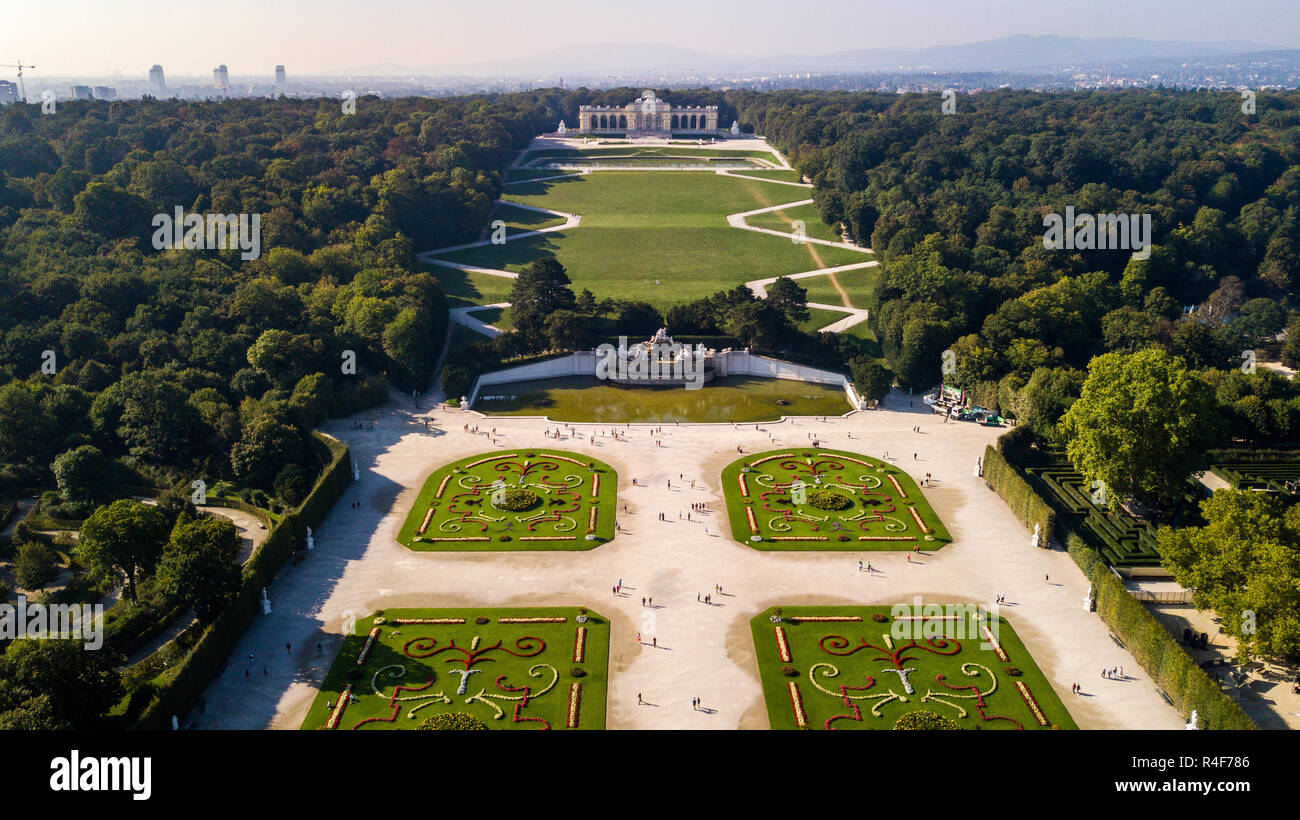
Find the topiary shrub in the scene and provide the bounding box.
[1005,666,1023,676]
[781,666,799,677]
[475,616,490,625]
[492,488,540,511]
[806,490,852,511]
[571,667,587,678]
[417,712,488,730]
[893,710,961,730]
[871,613,889,623]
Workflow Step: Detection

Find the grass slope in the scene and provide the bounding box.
[433,172,866,307]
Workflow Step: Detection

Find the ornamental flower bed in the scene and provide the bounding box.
[774,626,792,662]
[324,685,353,729]
[306,607,609,731]
[417,507,436,535]
[398,450,618,552]
[392,618,467,625]
[499,617,568,624]
[787,681,808,729]
[573,626,587,663]
[566,682,583,728]
[1015,681,1049,726]
[722,448,948,552]
[355,627,381,665]
[750,606,1076,731]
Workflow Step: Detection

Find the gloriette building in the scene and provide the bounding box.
[578,90,718,136]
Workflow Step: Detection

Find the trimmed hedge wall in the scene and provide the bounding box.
[983,433,1256,730]
[130,433,351,729]
[1066,534,1255,730]
[983,445,1056,542]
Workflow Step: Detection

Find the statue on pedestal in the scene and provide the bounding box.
[306,526,314,551]
[1031,523,1041,548]
[261,587,272,615]
[1186,710,1199,730]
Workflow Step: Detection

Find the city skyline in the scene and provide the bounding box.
[7,0,1300,78]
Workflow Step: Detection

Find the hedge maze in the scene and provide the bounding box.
[1211,461,1300,495]
[1026,465,1164,567]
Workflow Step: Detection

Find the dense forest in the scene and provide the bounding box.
[726,88,1300,446]
[0,94,559,501]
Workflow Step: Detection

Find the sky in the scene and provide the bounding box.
[6,0,1300,78]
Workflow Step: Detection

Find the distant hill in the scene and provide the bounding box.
[338,35,1286,78]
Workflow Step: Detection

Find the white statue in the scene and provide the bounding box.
[352,461,360,482]
[306,526,315,551]
[1186,710,1199,730]
[261,587,272,615]
[1030,523,1041,548]
[172,715,179,730]
[974,457,982,477]
[557,119,567,135]
[730,120,740,135]
[1083,583,1095,612]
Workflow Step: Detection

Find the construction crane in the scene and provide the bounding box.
[2,59,35,102]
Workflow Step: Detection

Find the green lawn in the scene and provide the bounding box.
[798,306,849,333]
[492,202,567,234]
[745,202,845,244]
[397,449,618,551]
[751,605,1076,730]
[722,448,951,550]
[303,607,609,730]
[725,169,804,183]
[433,172,866,308]
[467,305,513,331]
[473,375,850,423]
[797,265,878,308]
[424,265,515,308]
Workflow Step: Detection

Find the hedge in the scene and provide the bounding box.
[983,445,1056,542]
[130,432,351,729]
[1066,534,1255,730]
[984,438,1255,730]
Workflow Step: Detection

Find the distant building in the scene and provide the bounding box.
[71,85,93,100]
[213,65,229,90]
[0,80,17,105]
[579,90,718,136]
[148,64,167,96]
[274,65,286,92]
[92,86,117,101]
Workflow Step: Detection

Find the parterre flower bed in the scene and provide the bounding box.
[305,607,609,731]
[355,627,381,665]
[721,448,949,552]
[398,450,618,552]
[750,606,1076,731]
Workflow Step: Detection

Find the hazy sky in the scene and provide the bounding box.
[9,0,1300,78]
